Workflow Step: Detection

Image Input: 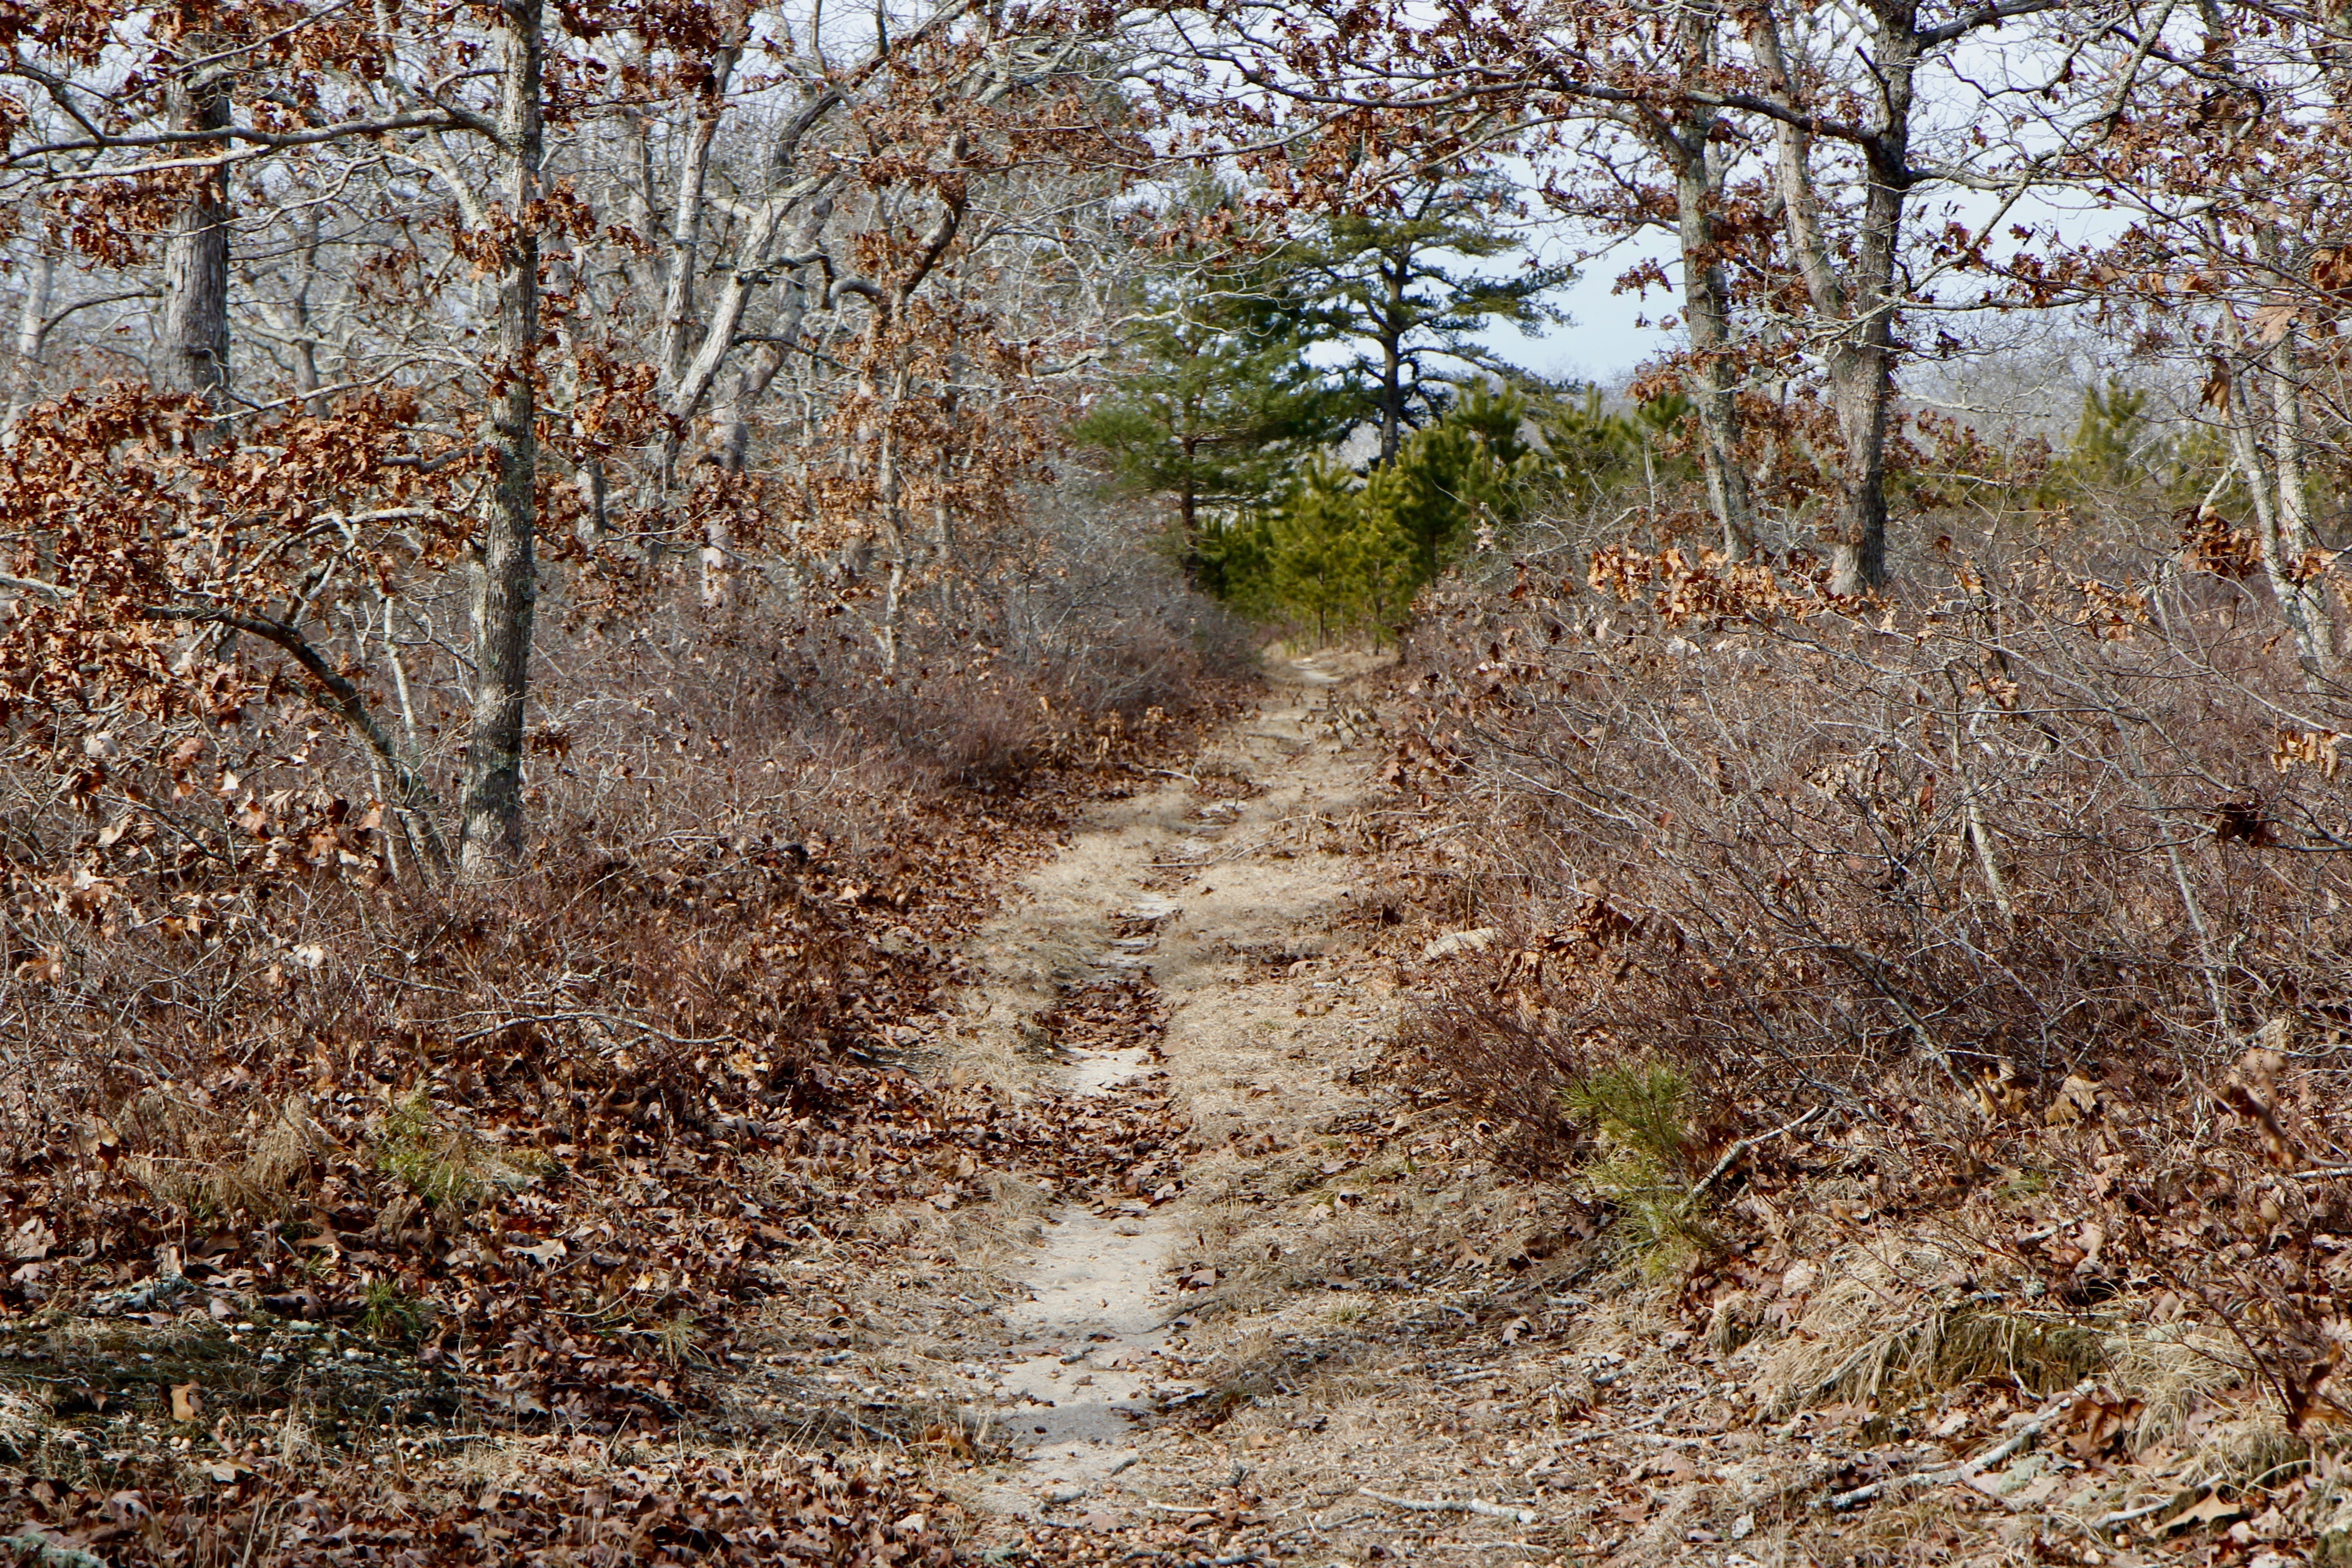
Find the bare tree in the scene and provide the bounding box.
[463,0,549,871]
[157,50,234,407]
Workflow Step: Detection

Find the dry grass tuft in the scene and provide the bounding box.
[0,1390,48,1456]
[123,1092,326,1220]
[1755,1240,1967,1415]
[1749,1240,2255,1430]
[2107,1319,2251,1452]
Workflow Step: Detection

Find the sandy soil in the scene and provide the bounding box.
[907,652,1620,1563]
[941,652,1390,1517]
[752,647,2238,1568]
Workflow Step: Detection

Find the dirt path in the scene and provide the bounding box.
[759,653,2227,1568]
[880,656,1681,1568]
[730,656,1783,1568]
[937,653,1397,1520]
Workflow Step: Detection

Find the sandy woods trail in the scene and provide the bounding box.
[897,652,1624,1567]
[676,653,1818,1568]
[908,655,1734,1568]
[682,651,1416,1490]
[845,653,2278,1568]
[939,651,1395,1519]
[701,654,1700,1567]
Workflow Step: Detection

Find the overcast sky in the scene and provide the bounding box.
[1474,231,1679,388]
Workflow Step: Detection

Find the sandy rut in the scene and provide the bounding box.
[942,654,1382,1522]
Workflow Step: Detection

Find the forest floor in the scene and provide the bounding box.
[1,656,2311,1566]
[804,654,2300,1568]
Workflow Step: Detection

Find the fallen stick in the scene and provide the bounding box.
[1823,1381,2091,1511]
[2091,1496,2180,1532]
[1690,1105,1825,1200]
[1359,1487,1536,1524]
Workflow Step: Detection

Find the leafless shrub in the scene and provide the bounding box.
[0,527,1245,1388]
[1389,540,2352,1426]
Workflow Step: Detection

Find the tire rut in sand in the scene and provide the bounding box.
[953,659,1376,1523]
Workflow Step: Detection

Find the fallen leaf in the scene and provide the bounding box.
[2162,1490,2246,1533]
[2046,1074,2103,1127]
[7,1217,54,1260]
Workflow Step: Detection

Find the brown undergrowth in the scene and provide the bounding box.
[0,579,1243,1560]
[10,1440,959,1567]
[1379,544,2352,1557]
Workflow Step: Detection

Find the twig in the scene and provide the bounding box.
[447,1010,735,1048]
[2091,1496,2177,1531]
[1690,1105,1825,1200]
[1358,1488,1536,1524]
[1823,1381,2090,1511]
[1267,1509,1375,1543]
[2287,1166,2352,1181]
[0,573,69,601]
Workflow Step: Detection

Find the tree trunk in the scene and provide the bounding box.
[1657,0,1754,559]
[707,264,806,473]
[461,0,544,875]
[575,457,609,549]
[2198,230,2336,675]
[4,248,53,446]
[668,191,835,457]
[1378,255,1406,466]
[289,211,324,415]
[652,38,742,495]
[1823,347,1894,593]
[2254,320,2337,675]
[158,64,233,409]
[1753,0,1914,595]
[619,107,662,303]
[1670,127,1754,559]
[931,383,960,620]
[708,353,774,475]
[872,363,906,671]
[660,0,984,451]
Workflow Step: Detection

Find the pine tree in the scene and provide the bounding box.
[1207,386,1549,639]
[1356,383,1546,579]
[1289,173,1575,466]
[1255,457,1419,641]
[1075,193,1352,573]
[2042,377,2234,514]
[1533,386,1643,505]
